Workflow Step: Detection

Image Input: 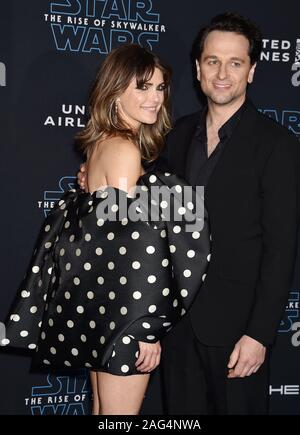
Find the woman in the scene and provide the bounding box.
[3,44,210,415]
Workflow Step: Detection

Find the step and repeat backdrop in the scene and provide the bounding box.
[0,0,299,415]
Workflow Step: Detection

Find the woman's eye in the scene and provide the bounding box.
[157,84,166,91]
[136,84,149,90]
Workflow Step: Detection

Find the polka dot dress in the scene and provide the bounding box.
[3,171,210,375]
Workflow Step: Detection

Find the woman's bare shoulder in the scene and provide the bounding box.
[100,136,141,157]
[92,137,142,190]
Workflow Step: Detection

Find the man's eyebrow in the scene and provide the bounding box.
[230,57,245,62]
[203,55,218,60]
[202,55,246,63]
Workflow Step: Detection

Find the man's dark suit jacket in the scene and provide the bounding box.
[158,99,300,346]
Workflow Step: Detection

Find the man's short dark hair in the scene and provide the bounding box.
[193,12,262,65]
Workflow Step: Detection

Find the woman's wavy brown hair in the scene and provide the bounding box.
[76,43,172,162]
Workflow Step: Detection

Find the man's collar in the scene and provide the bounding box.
[196,99,247,141]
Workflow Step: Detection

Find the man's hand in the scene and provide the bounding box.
[227,335,266,378]
[77,163,87,191]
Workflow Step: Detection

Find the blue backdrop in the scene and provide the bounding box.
[0,0,299,415]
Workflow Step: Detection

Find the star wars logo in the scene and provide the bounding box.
[278,291,300,347]
[25,373,89,415]
[45,0,166,53]
[38,177,76,216]
[261,109,300,138]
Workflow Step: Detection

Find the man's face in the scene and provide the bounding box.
[196,30,256,106]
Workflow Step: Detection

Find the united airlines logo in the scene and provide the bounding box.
[25,372,89,415]
[44,0,166,54]
[44,104,86,128]
[38,176,76,216]
[278,291,300,347]
[260,37,300,87]
[261,38,300,63]
[260,109,300,138]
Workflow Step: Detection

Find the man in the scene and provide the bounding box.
[77,13,299,414]
[158,12,299,415]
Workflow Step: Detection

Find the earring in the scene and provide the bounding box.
[109,100,119,129]
[115,98,121,114]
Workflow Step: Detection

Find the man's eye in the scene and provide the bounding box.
[232,62,241,67]
[208,60,218,65]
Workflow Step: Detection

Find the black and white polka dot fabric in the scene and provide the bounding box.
[3,171,210,375]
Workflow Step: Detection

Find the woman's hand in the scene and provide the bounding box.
[135,341,161,373]
[77,163,87,191]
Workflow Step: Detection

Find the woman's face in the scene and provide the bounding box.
[116,67,165,130]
